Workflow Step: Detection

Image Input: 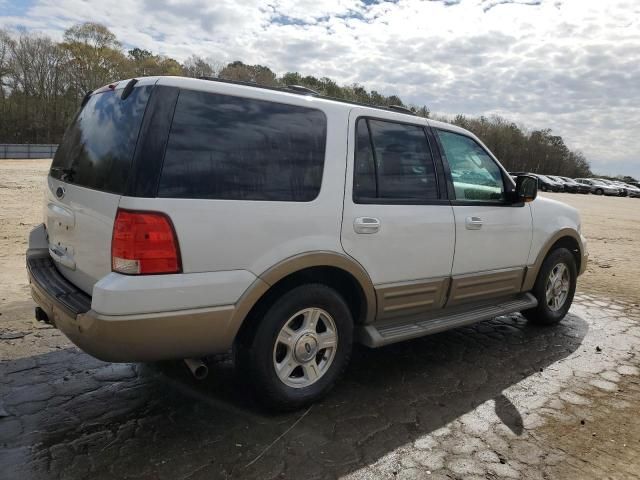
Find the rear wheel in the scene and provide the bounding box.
[523,248,577,325]
[595,188,604,195]
[235,284,353,410]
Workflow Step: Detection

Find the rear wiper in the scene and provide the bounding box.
[50,166,76,181]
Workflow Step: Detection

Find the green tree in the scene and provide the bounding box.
[62,22,127,93]
[219,61,277,85]
[0,21,595,178]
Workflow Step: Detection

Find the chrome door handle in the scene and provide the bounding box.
[465,216,483,230]
[354,217,381,234]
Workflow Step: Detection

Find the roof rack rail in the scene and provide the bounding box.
[193,76,419,117]
[388,105,415,115]
[286,84,319,95]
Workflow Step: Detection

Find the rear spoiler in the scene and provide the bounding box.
[80,78,139,106]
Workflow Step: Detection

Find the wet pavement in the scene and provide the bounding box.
[1,293,639,480]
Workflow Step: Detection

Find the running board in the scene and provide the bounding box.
[358,293,538,348]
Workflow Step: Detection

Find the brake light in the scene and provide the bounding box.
[111,209,181,275]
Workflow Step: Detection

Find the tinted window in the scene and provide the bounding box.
[437,130,505,202]
[353,118,438,203]
[354,119,377,199]
[50,86,152,194]
[158,90,327,201]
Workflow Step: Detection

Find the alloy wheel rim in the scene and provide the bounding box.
[272,307,338,388]
[545,263,570,311]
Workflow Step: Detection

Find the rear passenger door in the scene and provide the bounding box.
[433,128,532,306]
[341,110,455,320]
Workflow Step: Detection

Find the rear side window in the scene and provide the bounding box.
[50,86,152,194]
[354,118,438,203]
[158,90,327,201]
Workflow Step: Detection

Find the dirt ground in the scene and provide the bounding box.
[550,191,640,305]
[1,159,639,479]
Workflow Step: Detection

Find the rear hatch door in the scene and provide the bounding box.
[46,79,155,294]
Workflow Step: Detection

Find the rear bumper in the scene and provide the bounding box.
[27,225,240,362]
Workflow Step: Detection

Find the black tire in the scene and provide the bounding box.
[523,248,577,325]
[235,284,353,411]
[595,188,604,195]
[541,185,548,192]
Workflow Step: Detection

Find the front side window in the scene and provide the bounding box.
[436,130,505,202]
[158,90,327,201]
[353,118,438,203]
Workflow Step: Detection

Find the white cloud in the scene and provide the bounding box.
[1,0,639,176]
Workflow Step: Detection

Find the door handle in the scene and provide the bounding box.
[354,217,381,234]
[465,216,483,230]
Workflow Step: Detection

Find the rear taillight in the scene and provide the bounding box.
[111,209,181,275]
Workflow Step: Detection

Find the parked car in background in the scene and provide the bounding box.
[605,180,640,197]
[511,172,561,192]
[546,175,574,192]
[545,175,579,193]
[556,176,591,194]
[616,182,640,197]
[593,179,625,196]
[536,173,564,192]
[26,75,587,409]
[575,178,619,196]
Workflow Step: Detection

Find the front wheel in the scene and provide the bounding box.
[523,248,577,325]
[235,284,353,410]
[595,188,604,195]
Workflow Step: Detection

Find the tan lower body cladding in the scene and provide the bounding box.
[446,268,525,307]
[374,267,525,320]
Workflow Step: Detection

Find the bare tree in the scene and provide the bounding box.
[183,55,215,78]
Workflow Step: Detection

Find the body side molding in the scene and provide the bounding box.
[375,277,450,320]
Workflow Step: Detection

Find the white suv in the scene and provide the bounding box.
[27,76,587,409]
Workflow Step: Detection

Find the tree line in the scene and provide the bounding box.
[0,22,592,177]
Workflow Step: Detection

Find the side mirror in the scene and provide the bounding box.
[515,175,538,203]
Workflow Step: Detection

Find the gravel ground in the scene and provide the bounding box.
[0,159,639,479]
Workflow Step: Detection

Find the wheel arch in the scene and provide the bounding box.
[522,229,584,292]
[230,252,377,346]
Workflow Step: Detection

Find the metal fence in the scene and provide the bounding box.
[0,144,58,159]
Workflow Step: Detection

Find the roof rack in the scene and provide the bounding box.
[286,84,320,95]
[387,105,416,115]
[194,76,419,117]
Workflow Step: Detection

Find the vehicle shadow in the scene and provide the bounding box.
[0,311,588,480]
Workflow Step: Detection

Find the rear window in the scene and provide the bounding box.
[50,86,152,194]
[157,90,327,201]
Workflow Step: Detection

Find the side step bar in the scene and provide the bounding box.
[358,293,538,348]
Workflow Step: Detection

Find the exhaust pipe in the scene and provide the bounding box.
[184,358,208,380]
[35,307,51,324]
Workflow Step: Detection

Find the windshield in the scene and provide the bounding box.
[50,85,153,194]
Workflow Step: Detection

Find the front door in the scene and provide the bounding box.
[432,127,532,306]
[341,110,455,320]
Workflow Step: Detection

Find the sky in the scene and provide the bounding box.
[1,0,639,177]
